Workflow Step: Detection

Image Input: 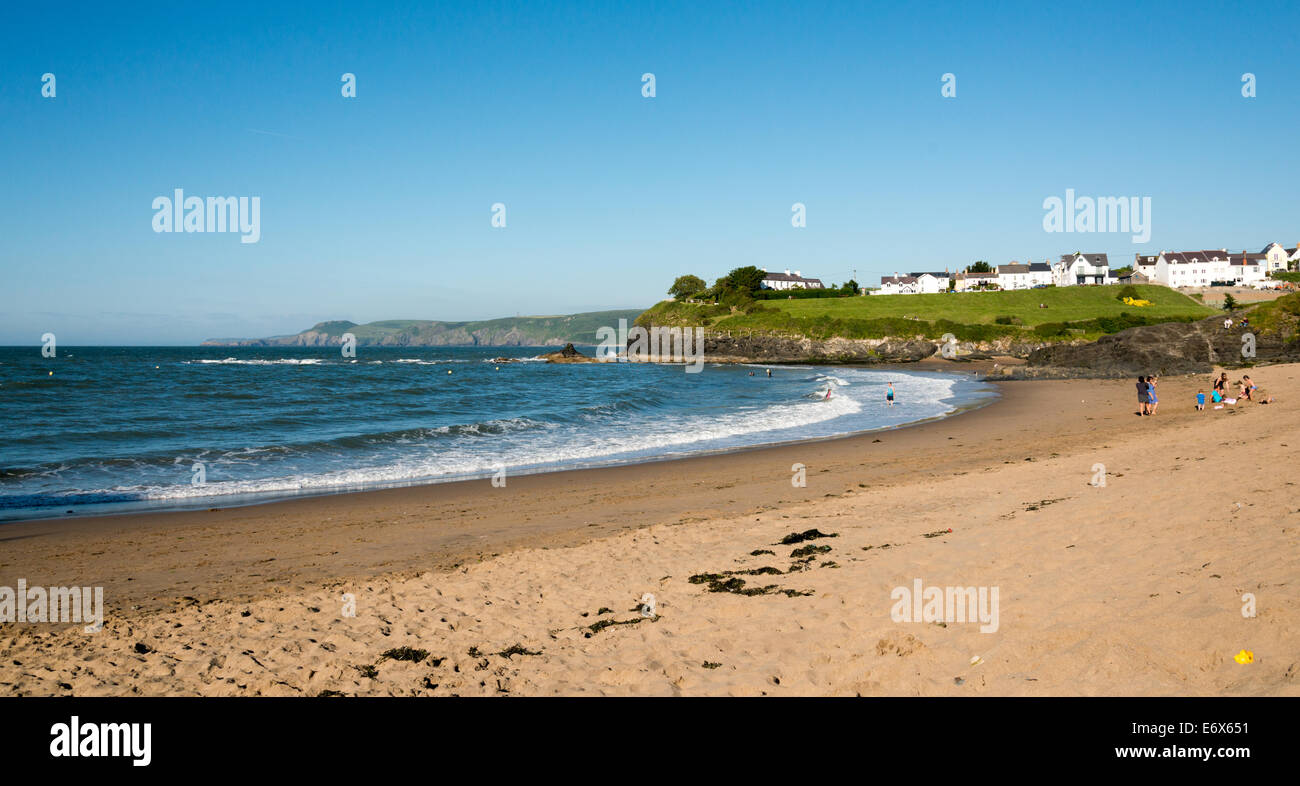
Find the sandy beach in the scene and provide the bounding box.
[2,361,1297,696]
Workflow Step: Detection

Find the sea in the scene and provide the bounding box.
[0,346,997,522]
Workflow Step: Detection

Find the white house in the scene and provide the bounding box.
[1053,253,1110,286]
[760,269,824,290]
[1261,243,1291,273]
[911,271,950,293]
[1288,243,1300,267]
[1133,254,1160,281]
[1152,250,1227,287]
[875,275,920,295]
[872,271,949,295]
[1151,250,1263,287]
[1230,252,1268,285]
[995,261,1053,290]
[954,271,998,292]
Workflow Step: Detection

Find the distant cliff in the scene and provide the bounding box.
[202,309,645,347]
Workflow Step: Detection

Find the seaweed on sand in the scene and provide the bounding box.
[585,615,660,637]
[777,529,838,545]
[381,647,429,663]
[688,574,811,597]
[790,544,831,558]
[498,644,542,658]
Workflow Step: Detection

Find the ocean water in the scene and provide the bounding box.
[0,346,997,521]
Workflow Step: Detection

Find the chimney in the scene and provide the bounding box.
[794,270,801,277]
[893,271,899,279]
[784,269,791,276]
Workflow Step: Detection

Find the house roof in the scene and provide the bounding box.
[910,271,949,279]
[1261,243,1283,254]
[1135,254,1159,266]
[1028,262,1051,272]
[1060,253,1110,266]
[956,271,997,279]
[1229,253,1264,266]
[881,275,918,285]
[997,263,1029,274]
[1161,251,1229,265]
[762,271,816,282]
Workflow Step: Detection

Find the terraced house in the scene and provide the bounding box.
[1150,250,1265,287]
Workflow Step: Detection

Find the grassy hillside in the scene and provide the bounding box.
[638,286,1216,343]
[770,285,1211,327]
[207,309,646,346]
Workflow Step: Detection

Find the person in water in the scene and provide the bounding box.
[886,382,895,407]
[766,368,772,377]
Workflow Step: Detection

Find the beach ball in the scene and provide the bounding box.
[1234,649,1254,664]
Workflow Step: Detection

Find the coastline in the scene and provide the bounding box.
[0,361,1008,614]
[3,362,1296,696]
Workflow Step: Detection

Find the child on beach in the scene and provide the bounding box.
[1137,375,1150,415]
[1196,389,1206,411]
[1148,376,1159,415]
[886,382,895,407]
[1239,375,1256,401]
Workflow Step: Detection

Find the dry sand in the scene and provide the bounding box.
[1,362,1297,696]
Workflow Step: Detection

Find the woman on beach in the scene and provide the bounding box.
[1148,376,1159,415]
[1137,375,1150,415]
[1213,373,1228,397]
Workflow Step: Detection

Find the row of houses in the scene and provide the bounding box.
[873,243,1300,295]
[760,269,825,290]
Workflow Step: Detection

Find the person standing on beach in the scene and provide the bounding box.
[1213,372,1228,398]
[1137,375,1150,415]
[1147,376,1159,415]
[886,382,895,407]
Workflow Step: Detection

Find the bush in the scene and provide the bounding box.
[1116,285,1140,301]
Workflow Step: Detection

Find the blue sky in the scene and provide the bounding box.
[1,0,1297,344]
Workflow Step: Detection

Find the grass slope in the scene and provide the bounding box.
[769,285,1211,327]
[639,286,1216,343]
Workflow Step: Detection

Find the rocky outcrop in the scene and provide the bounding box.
[540,343,600,363]
[1027,314,1300,376]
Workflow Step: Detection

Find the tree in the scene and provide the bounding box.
[968,261,992,273]
[1222,293,1238,311]
[668,274,706,301]
[722,265,766,293]
[841,279,860,295]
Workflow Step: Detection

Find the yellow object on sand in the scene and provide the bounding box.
[1234,649,1254,664]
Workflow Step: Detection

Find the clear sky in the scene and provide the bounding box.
[2,0,1297,344]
